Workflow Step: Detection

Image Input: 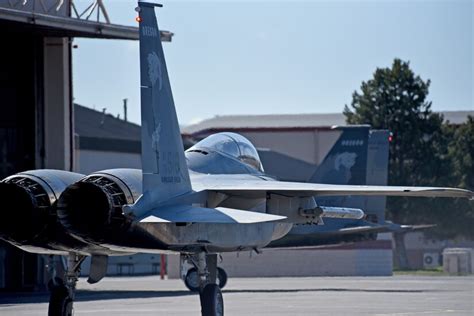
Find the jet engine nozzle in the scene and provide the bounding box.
[0,179,51,243]
[57,170,141,240]
[58,181,114,236]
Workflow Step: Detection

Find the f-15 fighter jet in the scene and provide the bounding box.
[0,2,472,315]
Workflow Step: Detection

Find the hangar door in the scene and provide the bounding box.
[0,32,42,290]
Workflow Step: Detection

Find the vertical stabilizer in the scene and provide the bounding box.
[310,126,369,210]
[131,1,191,214]
[310,126,369,185]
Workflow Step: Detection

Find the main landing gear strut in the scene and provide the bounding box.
[185,252,224,316]
[48,253,85,316]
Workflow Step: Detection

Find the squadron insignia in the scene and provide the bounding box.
[147,52,163,90]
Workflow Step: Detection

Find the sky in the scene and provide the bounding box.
[72,0,473,125]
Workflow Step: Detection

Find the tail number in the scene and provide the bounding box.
[142,26,158,37]
[161,151,182,183]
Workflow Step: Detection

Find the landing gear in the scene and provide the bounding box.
[48,253,85,316]
[184,267,228,292]
[184,252,224,316]
[49,283,73,316]
[200,283,224,316]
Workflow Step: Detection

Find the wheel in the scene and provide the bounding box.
[217,267,227,290]
[184,267,200,292]
[200,283,224,316]
[48,285,73,316]
[47,277,65,292]
[184,267,228,292]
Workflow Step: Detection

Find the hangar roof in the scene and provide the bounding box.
[74,104,194,152]
[182,113,347,135]
[0,2,172,40]
[75,104,141,141]
[74,104,472,152]
[182,111,473,136]
[74,104,141,153]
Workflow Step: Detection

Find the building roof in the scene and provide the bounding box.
[74,104,472,152]
[74,104,195,151]
[75,104,141,141]
[443,111,474,125]
[182,111,473,136]
[182,113,347,135]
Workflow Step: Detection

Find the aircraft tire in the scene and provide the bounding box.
[184,267,228,292]
[200,283,224,316]
[217,267,228,289]
[48,285,73,316]
[184,268,200,292]
[47,277,64,291]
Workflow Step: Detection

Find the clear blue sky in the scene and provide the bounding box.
[73,0,473,125]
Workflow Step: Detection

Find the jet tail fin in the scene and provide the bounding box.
[310,126,369,185]
[132,1,191,215]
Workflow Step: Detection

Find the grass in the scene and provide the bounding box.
[393,267,449,276]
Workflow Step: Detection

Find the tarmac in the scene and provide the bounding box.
[0,275,473,315]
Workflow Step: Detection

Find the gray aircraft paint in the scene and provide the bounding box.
[131,1,192,217]
[284,127,380,240]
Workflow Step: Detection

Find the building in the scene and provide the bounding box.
[74,104,194,174]
[76,108,473,176]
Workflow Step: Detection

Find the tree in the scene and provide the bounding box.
[439,116,474,240]
[448,116,474,190]
[343,59,473,267]
[344,59,449,187]
[344,58,451,217]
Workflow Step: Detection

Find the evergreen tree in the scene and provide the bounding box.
[344,59,473,240]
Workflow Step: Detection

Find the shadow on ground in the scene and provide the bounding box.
[0,288,434,305]
[223,288,429,294]
[0,287,432,305]
[0,290,194,305]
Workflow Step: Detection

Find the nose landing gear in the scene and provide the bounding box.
[185,252,224,316]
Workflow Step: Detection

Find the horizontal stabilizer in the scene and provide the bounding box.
[338,223,437,235]
[392,223,437,233]
[139,205,286,224]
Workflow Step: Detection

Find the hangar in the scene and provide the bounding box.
[0,0,172,290]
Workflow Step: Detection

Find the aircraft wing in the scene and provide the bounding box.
[139,205,286,224]
[193,176,473,199]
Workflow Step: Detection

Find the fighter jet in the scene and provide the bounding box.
[263,126,432,249]
[0,2,472,315]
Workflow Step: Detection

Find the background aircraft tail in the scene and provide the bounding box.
[310,126,370,185]
[310,126,371,217]
[131,2,191,213]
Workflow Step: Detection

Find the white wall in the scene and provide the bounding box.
[231,130,341,165]
[80,254,163,276]
[167,248,393,278]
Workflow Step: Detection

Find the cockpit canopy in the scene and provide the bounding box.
[187,132,264,172]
